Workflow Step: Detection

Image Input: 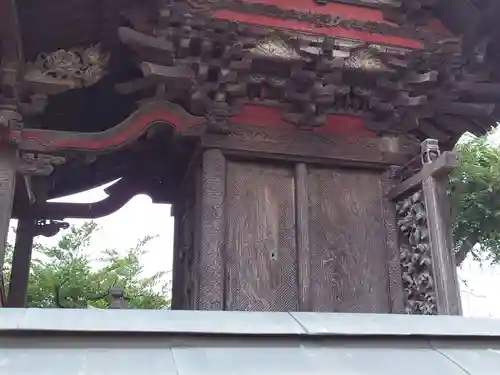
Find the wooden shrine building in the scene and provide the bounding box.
[0,0,499,313]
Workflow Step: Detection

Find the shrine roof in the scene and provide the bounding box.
[0,309,499,375]
[4,0,500,203]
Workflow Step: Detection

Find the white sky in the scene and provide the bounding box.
[8,129,500,317]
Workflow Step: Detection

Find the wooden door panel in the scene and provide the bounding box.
[225,161,298,311]
[307,167,390,312]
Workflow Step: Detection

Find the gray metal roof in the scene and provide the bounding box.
[0,309,499,375]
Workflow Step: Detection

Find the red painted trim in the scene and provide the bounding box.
[231,105,375,136]
[241,0,391,23]
[16,101,375,154]
[317,115,375,137]
[214,10,422,49]
[19,101,203,153]
[231,105,294,129]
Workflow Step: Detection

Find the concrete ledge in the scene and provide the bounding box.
[1,309,500,337]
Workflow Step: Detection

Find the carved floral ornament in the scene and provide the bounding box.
[24,44,110,90]
[396,190,437,315]
[250,34,390,71]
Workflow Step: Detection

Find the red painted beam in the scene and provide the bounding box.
[18,101,203,153]
[241,0,391,23]
[214,10,422,49]
[15,101,375,154]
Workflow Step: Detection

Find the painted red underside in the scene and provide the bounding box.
[230,0,452,41]
[18,105,374,152]
[243,0,390,23]
[232,105,375,136]
[215,10,422,48]
[21,110,202,150]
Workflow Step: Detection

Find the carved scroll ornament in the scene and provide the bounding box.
[396,190,437,315]
[25,44,109,91]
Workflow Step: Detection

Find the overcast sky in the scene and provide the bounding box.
[12,129,500,317]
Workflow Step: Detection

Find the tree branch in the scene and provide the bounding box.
[454,238,477,266]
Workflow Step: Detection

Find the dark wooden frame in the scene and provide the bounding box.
[388,151,462,315]
[171,128,419,312]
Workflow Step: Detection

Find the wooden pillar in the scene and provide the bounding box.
[196,149,225,310]
[7,217,35,307]
[421,141,462,315]
[388,140,462,315]
[0,147,16,273]
[381,166,405,313]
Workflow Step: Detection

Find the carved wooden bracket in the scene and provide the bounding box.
[17,152,66,176]
[24,45,110,94]
[33,219,69,237]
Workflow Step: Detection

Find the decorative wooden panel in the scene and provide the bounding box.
[307,167,390,313]
[225,161,298,311]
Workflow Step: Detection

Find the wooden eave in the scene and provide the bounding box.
[3,0,500,206]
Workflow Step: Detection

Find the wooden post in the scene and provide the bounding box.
[197,149,226,310]
[388,140,462,315]
[0,147,16,274]
[380,166,405,313]
[420,140,462,315]
[295,163,311,311]
[7,217,35,307]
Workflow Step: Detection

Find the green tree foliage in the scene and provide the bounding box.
[450,137,500,266]
[3,221,170,309]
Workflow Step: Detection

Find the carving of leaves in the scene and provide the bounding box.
[396,190,437,315]
[26,44,109,89]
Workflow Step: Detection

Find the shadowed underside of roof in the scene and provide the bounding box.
[1,310,500,375]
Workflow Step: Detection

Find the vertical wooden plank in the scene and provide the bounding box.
[191,165,202,308]
[380,167,405,313]
[308,167,390,313]
[295,163,311,311]
[170,204,182,309]
[225,161,298,311]
[422,175,462,315]
[7,217,35,307]
[0,148,16,272]
[197,149,226,310]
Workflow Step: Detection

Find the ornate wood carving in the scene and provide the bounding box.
[381,166,405,313]
[392,139,460,315]
[192,0,432,41]
[24,45,109,92]
[108,0,499,140]
[17,152,66,176]
[396,190,436,314]
[197,149,226,310]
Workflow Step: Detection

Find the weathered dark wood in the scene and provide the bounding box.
[439,102,495,117]
[380,167,405,313]
[192,163,203,308]
[7,217,35,307]
[225,160,298,311]
[203,128,418,170]
[0,148,16,272]
[307,167,391,312]
[170,204,182,310]
[453,81,500,99]
[388,151,458,200]
[295,163,311,311]
[197,149,226,310]
[0,0,23,63]
[140,62,195,81]
[32,184,139,219]
[422,174,462,315]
